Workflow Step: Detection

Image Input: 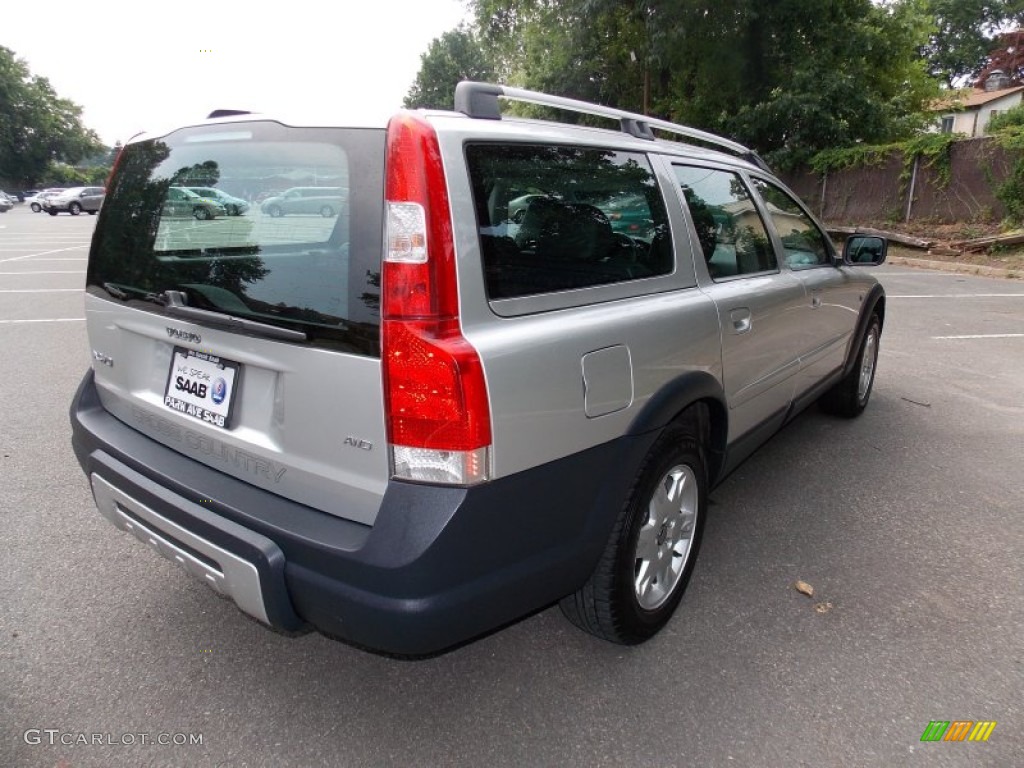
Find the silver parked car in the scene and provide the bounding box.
[259,186,344,217]
[43,186,105,215]
[70,83,886,655]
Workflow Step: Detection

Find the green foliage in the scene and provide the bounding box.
[901,132,961,186]
[456,0,941,168]
[719,0,940,169]
[403,27,494,110]
[920,0,1024,87]
[987,122,1024,223]
[811,132,960,190]
[986,103,1024,133]
[402,0,1024,173]
[40,161,109,187]
[42,162,89,186]
[975,29,1024,86]
[0,46,104,187]
[811,144,904,173]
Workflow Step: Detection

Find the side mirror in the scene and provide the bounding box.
[843,235,887,266]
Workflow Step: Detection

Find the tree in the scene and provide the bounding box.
[920,0,1024,88]
[724,0,940,167]
[465,0,939,167]
[0,46,103,187]
[976,29,1024,85]
[403,27,494,109]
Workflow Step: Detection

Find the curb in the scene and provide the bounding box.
[888,256,1019,280]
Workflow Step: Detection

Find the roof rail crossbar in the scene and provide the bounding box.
[454,81,765,168]
[207,109,251,119]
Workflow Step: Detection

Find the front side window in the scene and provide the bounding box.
[466,144,672,299]
[673,165,776,279]
[750,178,832,268]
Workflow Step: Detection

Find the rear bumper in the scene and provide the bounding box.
[70,370,652,655]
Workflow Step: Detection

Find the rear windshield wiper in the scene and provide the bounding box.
[161,290,307,342]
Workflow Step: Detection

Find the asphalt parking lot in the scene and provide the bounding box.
[1,204,1021,768]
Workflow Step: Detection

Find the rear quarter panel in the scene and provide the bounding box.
[432,117,724,479]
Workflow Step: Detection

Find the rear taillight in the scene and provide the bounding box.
[382,113,492,485]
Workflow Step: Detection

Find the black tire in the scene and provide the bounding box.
[193,206,212,220]
[512,208,526,224]
[69,202,81,215]
[31,203,41,213]
[267,205,283,218]
[820,315,881,418]
[229,204,240,216]
[560,416,707,644]
[319,205,334,218]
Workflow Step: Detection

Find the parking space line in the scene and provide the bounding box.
[932,333,1024,339]
[879,272,966,277]
[0,289,83,293]
[0,245,89,264]
[0,244,91,249]
[0,270,86,275]
[0,318,84,324]
[890,293,1024,298]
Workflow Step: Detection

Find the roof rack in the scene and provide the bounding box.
[207,109,252,119]
[453,81,769,171]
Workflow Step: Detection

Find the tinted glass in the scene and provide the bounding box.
[88,122,385,355]
[466,144,672,299]
[750,178,832,268]
[673,165,777,279]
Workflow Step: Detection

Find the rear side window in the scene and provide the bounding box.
[673,165,777,280]
[88,122,385,355]
[466,144,672,299]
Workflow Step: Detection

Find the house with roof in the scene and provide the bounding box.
[933,71,1024,137]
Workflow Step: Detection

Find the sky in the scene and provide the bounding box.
[3,0,472,146]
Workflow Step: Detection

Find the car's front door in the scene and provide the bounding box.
[749,177,863,396]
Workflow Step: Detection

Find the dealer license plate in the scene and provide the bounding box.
[163,347,240,429]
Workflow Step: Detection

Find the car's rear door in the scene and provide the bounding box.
[83,187,104,211]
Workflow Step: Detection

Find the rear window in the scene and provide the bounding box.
[88,122,385,355]
[466,144,671,300]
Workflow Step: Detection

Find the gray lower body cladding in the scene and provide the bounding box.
[70,370,655,655]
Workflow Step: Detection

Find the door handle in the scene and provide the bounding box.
[729,307,752,334]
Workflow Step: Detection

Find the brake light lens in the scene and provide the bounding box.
[382,113,492,485]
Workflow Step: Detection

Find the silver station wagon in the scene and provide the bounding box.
[71,82,886,655]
